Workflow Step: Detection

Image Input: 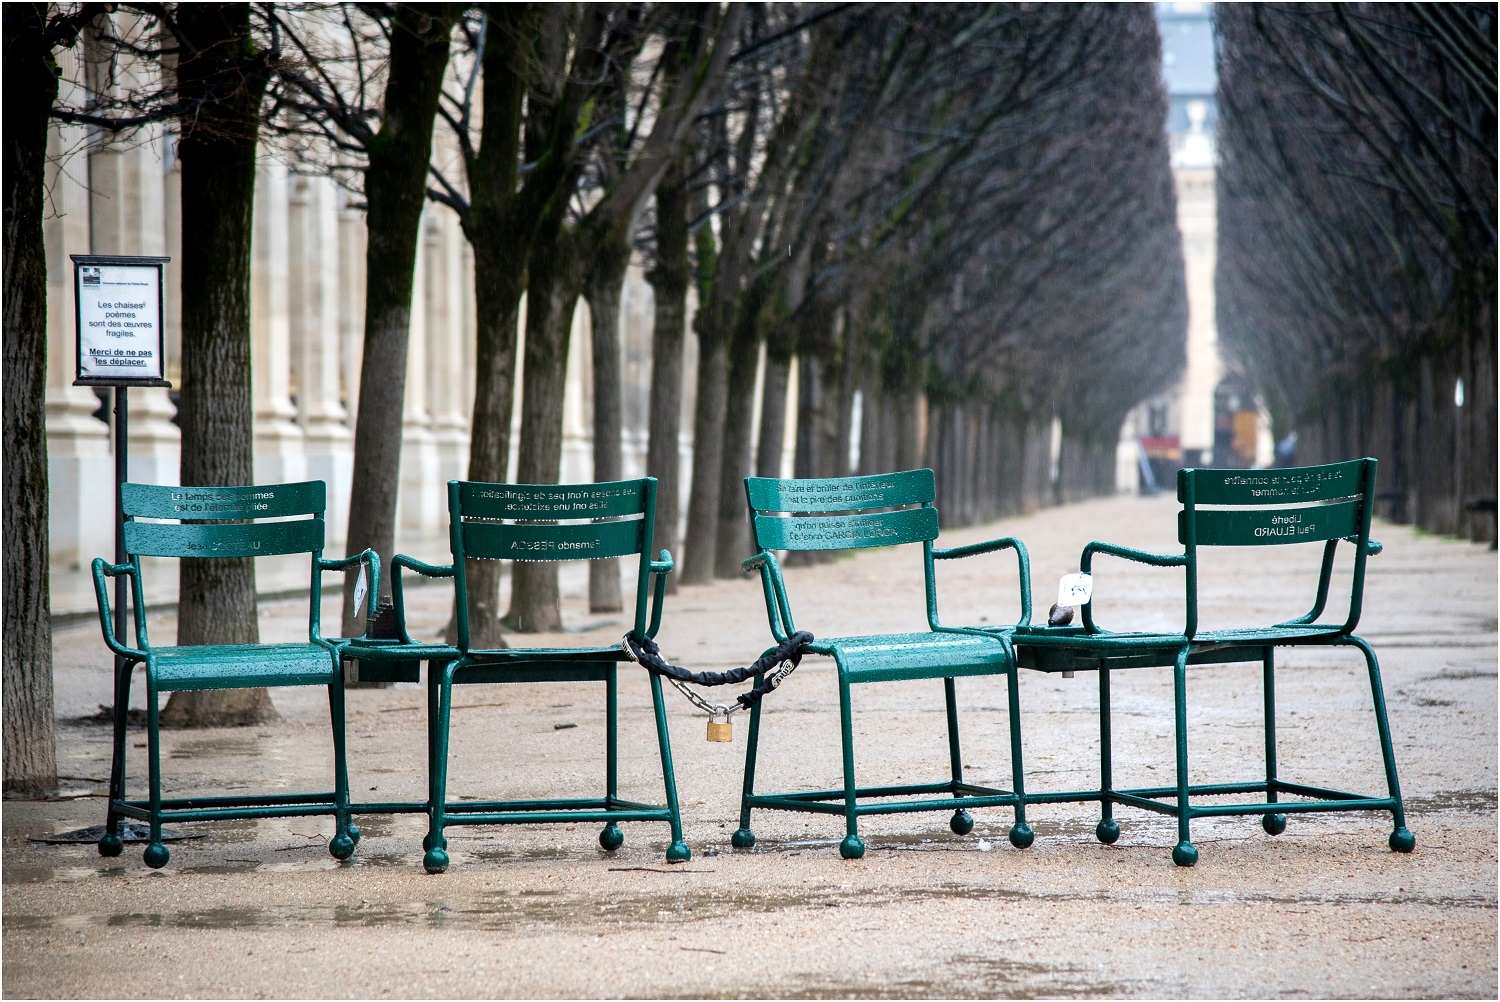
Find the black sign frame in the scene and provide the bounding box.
[71,253,173,388]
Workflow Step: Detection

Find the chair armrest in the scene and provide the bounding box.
[91,558,148,662]
[930,535,1033,628]
[1080,541,1188,570]
[742,550,795,643]
[646,549,673,638]
[388,553,454,645]
[317,549,382,620]
[1362,537,1383,556]
[1079,541,1189,634]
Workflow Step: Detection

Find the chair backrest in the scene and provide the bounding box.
[1176,458,1376,634]
[447,478,658,645]
[744,469,939,552]
[120,481,326,559]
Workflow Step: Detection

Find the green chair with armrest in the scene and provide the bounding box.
[91,481,378,868]
[734,468,1034,858]
[1011,458,1413,866]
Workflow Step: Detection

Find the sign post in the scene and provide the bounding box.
[71,254,171,683]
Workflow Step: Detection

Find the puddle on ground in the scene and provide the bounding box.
[1403,789,1498,814]
[6,874,1491,934]
[169,735,266,760]
[757,956,1156,1000]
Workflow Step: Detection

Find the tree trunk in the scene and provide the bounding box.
[681,329,729,584]
[714,301,764,577]
[341,5,457,640]
[2,2,58,795]
[460,240,525,649]
[584,245,631,613]
[504,241,582,632]
[164,3,275,727]
[644,165,691,593]
[756,350,791,479]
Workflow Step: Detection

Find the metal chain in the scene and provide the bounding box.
[666,677,742,718]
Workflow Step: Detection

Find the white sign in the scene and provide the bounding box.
[353,563,369,613]
[1057,572,1093,607]
[74,257,167,383]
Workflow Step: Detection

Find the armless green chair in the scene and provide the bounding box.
[1012,458,1413,866]
[91,481,378,868]
[734,469,1034,858]
[372,478,686,874]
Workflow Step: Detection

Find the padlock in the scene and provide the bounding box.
[706,714,733,742]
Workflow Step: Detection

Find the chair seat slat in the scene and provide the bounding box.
[1181,499,1360,546]
[753,507,939,552]
[121,481,326,519]
[745,469,935,513]
[125,517,325,558]
[460,517,644,562]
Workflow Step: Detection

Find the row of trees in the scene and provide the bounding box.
[3,3,1184,794]
[1217,4,1497,541]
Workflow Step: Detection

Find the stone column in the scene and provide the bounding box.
[290,175,352,542]
[428,212,470,484]
[44,48,112,570]
[398,214,441,536]
[88,119,180,489]
[251,160,307,487]
[338,199,366,438]
[562,299,592,484]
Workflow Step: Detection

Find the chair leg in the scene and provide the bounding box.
[327,676,356,860]
[600,666,624,851]
[837,672,864,859]
[143,679,169,869]
[647,673,690,862]
[943,677,973,835]
[1005,665,1033,848]
[98,662,131,858]
[1096,667,1120,845]
[423,665,455,873]
[1171,647,1197,867]
[1350,637,1414,853]
[732,699,762,849]
[1261,647,1286,836]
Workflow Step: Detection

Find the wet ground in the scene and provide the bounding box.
[5,494,1496,998]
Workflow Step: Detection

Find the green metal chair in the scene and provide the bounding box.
[368,478,686,874]
[91,481,379,868]
[1011,458,1413,866]
[734,468,1034,859]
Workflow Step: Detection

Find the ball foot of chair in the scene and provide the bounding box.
[1096,819,1121,845]
[422,832,448,852]
[949,810,974,836]
[731,828,756,849]
[665,841,691,863]
[98,833,124,858]
[1389,827,1415,853]
[598,824,624,851]
[1008,822,1034,849]
[1172,841,1198,867]
[839,834,866,859]
[423,847,450,874]
[143,842,170,869]
[1261,813,1287,836]
[329,833,356,861]
[346,823,361,845]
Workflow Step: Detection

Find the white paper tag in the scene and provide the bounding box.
[353,563,369,612]
[1057,572,1092,607]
